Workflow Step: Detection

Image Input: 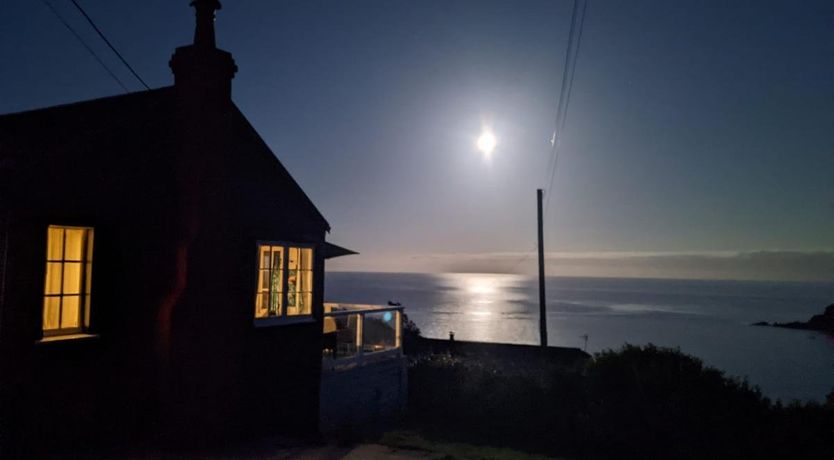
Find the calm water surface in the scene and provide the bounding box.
[325,272,834,403]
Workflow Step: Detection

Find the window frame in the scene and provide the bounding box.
[253,240,316,327]
[42,225,94,338]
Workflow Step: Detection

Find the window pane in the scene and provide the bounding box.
[286,287,311,316]
[269,284,282,316]
[259,245,270,270]
[287,272,298,308]
[269,248,283,316]
[45,262,63,295]
[301,271,313,294]
[64,229,85,261]
[299,292,312,315]
[43,297,60,330]
[287,247,299,271]
[258,269,270,292]
[86,229,94,261]
[84,294,91,328]
[85,263,93,295]
[47,227,64,261]
[300,248,313,270]
[271,268,283,295]
[61,295,80,329]
[270,246,283,272]
[254,293,268,318]
[332,314,360,357]
[62,262,82,295]
[295,269,305,293]
[363,311,397,353]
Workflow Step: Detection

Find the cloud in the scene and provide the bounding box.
[538,250,834,282]
[328,249,834,282]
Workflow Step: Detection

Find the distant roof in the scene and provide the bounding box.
[323,242,358,259]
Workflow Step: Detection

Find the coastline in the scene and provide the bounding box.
[752,303,834,335]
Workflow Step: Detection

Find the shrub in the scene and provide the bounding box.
[406,344,834,460]
[407,352,586,455]
[400,312,422,355]
[584,344,773,459]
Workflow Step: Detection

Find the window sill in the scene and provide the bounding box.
[36,333,99,345]
[253,315,316,328]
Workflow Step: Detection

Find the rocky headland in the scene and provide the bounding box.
[753,303,834,334]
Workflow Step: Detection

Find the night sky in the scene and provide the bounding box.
[2,1,832,280]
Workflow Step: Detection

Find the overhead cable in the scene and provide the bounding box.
[68,0,150,90]
[39,0,130,92]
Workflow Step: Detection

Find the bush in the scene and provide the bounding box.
[400,312,421,355]
[585,345,774,459]
[407,352,584,454]
[406,344,834,460]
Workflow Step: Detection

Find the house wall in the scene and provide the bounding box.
[0,207,7,318]
[161,222,327,441]
[161,102,329,441]
[0,99,329,454]
[0,182,182,452]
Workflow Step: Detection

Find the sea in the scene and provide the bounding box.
[325,272,834,403]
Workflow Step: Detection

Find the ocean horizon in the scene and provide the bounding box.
[325,271,834,403]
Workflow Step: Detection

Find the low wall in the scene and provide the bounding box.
[319,355,407,435]
[415,338,590,373]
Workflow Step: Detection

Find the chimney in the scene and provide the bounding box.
[169,0,238,103]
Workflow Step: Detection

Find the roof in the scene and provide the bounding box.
[0,87,329,230]
[323,242,358,259]
[0,87,173,122]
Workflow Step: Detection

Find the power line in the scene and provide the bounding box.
[68,0,150,90]
[509,0,589,273]
[38,0,129,93]
[545,0,583,187]
[544,0,582,184]
[543,0,589,220]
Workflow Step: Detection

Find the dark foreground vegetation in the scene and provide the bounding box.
[407,343,834,460]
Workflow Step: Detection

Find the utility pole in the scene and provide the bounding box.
[537,189,548,347]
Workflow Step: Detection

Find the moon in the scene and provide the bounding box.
[476,128,497,155]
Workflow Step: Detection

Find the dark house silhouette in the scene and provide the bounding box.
[0,1,345,453]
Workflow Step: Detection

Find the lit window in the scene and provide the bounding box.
[255,243,313,319]
[43,226,93,336]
